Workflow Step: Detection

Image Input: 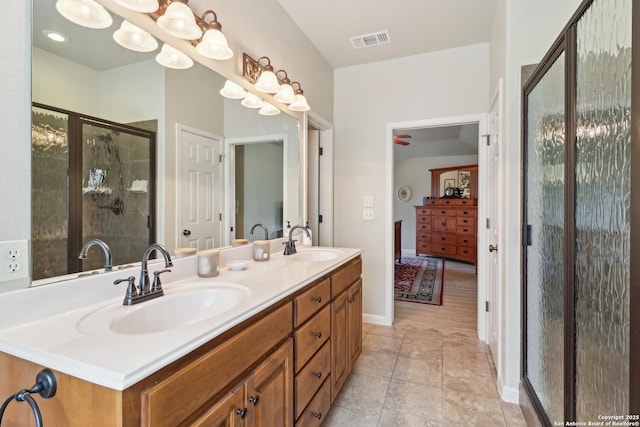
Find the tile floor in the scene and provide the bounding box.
[323,260,527,426]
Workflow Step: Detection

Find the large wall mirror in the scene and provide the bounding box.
[32,0,302,283]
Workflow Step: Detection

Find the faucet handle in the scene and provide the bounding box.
[151,269,171,293]
[114,276,138,305]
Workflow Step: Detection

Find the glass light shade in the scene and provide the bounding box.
[219,80,246,99]
[113,21,158,52]
[155,43,193,69]
[273,83,296,104]
[254,70,281,93]
[288,94,310,112]
[42,30,68,43]
[156,2,202,40]
[196,29,233,60]
[56,0,113,29]
[241,93,265,109]
[259,103,281,116]
[112,0,159,13]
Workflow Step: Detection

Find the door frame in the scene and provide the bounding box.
[308,111,335,246]
[175,123,223,249]
[386,113,489,339]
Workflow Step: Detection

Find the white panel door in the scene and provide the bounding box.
[487,93,501,362]
[178,128,222,250]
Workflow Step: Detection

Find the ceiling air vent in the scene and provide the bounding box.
[350,30,391,49]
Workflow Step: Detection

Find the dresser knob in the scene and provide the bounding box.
[248,396,259,406]
[236,408,248,419]
[313,412,322,420]
[313,371,322,379]
[313,331,322,338]
[313,296,322,303]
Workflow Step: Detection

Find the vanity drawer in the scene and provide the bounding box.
[331,257,361,297]
[295,341,330,419]
[295,305,330,372]
[294,278,331,327]
[295,376,331,427]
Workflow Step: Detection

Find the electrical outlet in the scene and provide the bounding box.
[0,240,29,283]
[363,196,374,207]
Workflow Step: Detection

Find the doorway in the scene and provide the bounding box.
[386,114,491,340]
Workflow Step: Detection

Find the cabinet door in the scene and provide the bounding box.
[330,289,349,403]
[190,385,247,427]
[247,339,294,427]
[348,279,362,368]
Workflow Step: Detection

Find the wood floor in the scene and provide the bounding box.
[394,258,478,333]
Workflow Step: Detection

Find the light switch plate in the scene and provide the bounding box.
[363,196,374,207]
[0,240,29,283]
[363,208,375,221]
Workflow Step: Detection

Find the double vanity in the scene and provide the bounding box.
[0,243,362,426]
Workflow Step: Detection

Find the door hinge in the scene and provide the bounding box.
[219,213,222,221]
[319,147,324,156]
[318,214,323,223]
[483,134,490,146]
[485,301,489,312]
[523,224,533,246]
[486,218,490,229]
[219,154,224,163]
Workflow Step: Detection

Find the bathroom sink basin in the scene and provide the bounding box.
[292,248,344,262]
[77,283,251,335]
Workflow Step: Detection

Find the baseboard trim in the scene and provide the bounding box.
[362,313,390,325]
[498,376,519,403]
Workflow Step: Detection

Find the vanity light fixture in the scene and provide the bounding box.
[113,20,158,52]
[156,0,202,40]
[155,43,193,69]
[253,57,281,94]
[196,11,233,60]
[258,102,281,116]
[241,92,265,109]
[288,82,311,112]
[112,0,159,13]
[273,70,296,105]
[219,80,247,99]
[55,0,113,29]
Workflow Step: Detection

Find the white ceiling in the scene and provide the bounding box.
[276,0,500,68]
[393,125,479,160]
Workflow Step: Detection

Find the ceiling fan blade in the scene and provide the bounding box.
[394,135,412,139]
[393,139,410,146]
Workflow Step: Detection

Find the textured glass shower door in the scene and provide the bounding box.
[523,51,566,424]
[574,0,631,420]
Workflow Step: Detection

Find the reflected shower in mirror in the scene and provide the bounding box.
[31,0,301,283]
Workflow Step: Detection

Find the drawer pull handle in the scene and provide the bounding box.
[313,331,322,339]
[441,247,446,251]
[313,296,322,303]
[441,237,446,241]
[441,211,446,214]
[313,412,322,420]
[313,371,322,379]
[248,396,260,406]
[236,408,248,419]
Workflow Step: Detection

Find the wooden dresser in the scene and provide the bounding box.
[415,198,477,265]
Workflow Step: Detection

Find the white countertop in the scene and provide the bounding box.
[0,244,361,390]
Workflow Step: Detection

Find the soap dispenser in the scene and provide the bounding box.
[302,222,313,247]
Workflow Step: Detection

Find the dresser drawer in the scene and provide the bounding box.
[431,233,456,244]
[456,235,475,247]
[295,305,331,372]
[416,232,431,241]
[432,208,456,217]
[417,222,432,232]
[456,216,475,228]
[416,207,431,216]
[416,241,431,252]
[456,208,476,217]
[431,243,456,255]
[295,341,330,419]
[294,278,331,327]
[457,225,475,235]
[296,376,331,427]
[416,215,431,224]
[457,246,476,259]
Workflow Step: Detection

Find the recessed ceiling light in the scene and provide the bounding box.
[42,30,69,43]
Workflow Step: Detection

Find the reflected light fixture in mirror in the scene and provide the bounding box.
[254,57,281,93]
[112,0,159,13]
[42,29,69,43]
[156,0,202,40]
[288,82,310,112]
[196,11,233,60]
[113,20,158,52]
[241,92,265,109]
[55,0,113,29]
[220,80,247,99]
[274,70,296,105]
[156,43,193,69]
[259,102,281,116]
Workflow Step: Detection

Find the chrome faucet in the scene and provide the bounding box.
[113,243,173,306]
[78,238,112,272]
[283,225,310,255]
[250,223,269,240]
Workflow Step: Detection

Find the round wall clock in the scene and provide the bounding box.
[397,186,411,202]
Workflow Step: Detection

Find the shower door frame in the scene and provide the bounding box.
[520,0,640,424]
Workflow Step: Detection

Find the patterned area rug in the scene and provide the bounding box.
[394,257,445,305]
